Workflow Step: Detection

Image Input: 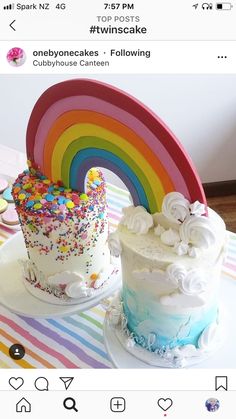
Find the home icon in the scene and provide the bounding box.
[16,398,31,413]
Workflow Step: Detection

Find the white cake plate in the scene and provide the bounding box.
[0,232,121,318]
[104,274,236,368]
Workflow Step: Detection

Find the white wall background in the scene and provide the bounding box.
[0,74,236,184]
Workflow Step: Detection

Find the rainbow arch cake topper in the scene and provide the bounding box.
[26,79,206,214]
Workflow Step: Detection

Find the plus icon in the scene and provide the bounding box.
[110,397,126,412]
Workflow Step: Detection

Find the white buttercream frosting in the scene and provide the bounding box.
[161,228,180,246]
[198,321,220,351]
[165,263,207,297]
[189,200,206,216]
[166,263,187,287]
[108,232,122,257]
[154,224,165,237]
[132,268,166,283]
[179,215,216,249]
[48,271,84,285]
[178,269,207,295]
[162,192,190,224]
[174,241,189,256]
[188,246,200,258]
[160,292,206,308]
[121,205,153,235]
[65,281,92,299]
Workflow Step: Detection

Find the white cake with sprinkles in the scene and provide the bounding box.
[13,166,114,304]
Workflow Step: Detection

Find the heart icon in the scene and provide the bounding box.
[9,377,24,390]
[157,398,173,411]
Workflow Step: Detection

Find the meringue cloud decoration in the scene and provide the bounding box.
[26,79,206,214]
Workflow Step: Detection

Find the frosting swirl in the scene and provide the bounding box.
[108,232,122,257]
[179,215,216,249]
[121,205,153,235]
[178,269,207,295]
[166,263,187,287]
[162,192,190,224]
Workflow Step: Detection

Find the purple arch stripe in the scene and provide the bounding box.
[34,96,189,199]
[72,157,139,206]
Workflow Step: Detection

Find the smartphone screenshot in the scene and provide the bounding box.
[0,0,235,417]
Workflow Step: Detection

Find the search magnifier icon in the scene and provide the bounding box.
[63,397,78,412]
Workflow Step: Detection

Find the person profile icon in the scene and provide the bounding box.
[9,344,25,360]
[205,398,220,412]
[14,348,20,356]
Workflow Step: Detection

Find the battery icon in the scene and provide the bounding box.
[216,2,233,9]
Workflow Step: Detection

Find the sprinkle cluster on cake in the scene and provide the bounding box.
[13,163,113,304]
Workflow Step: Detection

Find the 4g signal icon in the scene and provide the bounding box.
[3,3,14,9]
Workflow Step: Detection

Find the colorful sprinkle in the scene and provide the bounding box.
[12,168,106,226]
[80,193,88,201]
[45,194,54,202]
[26,200,35,208]
[23,183,32,190]
[34,203,42,210]
[59,246,69,253]
[66,200,75,209]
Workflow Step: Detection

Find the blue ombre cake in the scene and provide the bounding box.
[108,192,226,367]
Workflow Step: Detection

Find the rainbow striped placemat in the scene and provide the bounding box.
[0,184,235,368]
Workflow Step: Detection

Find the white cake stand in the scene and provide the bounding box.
[0,232,121,318]
[104,274,236,368]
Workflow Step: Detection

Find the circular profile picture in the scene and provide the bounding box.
[205,398,220,412]
[6,47,26,67]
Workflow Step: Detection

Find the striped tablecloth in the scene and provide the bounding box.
[0,184,235,369]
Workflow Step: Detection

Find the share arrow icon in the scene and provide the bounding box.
[59,377,74,390]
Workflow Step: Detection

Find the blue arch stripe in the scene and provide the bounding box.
[69,148,149,209]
